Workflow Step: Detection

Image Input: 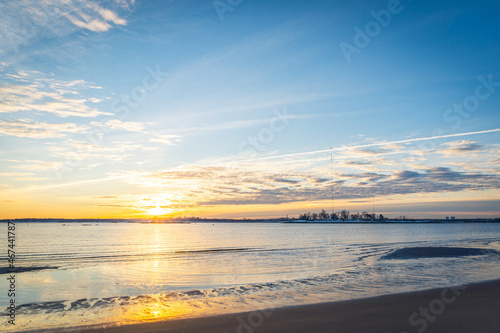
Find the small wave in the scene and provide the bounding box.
[4,274,335,317]
[0,266,58,274]
[381,246,498,260]
[175,248,252,254]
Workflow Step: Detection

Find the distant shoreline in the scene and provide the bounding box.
[1,218,500,223]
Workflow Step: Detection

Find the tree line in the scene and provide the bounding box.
[298,209,388,221]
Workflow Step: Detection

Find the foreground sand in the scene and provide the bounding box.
[32,279,500,333]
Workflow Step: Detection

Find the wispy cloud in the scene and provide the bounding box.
[0,0,134,53]
[0,172,34,177]
[8,159,65,171]
[47,139,157,162]
[438,140,483,157]
[0,70,110,117]
[90,119,147,132]
[149,134,182,145]
[62,2,127,32]
[0,119,89,138]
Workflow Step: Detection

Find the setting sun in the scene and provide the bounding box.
[147,206,168,216]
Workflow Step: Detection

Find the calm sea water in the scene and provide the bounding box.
[2,222,500,331]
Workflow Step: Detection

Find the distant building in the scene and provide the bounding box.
[446,217,449,220]
[451,216,455,220]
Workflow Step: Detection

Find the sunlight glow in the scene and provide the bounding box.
[147,206,168,216]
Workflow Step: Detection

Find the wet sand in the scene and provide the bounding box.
[30,279,500,333]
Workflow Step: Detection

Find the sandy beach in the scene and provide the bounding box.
[28,279,500,333]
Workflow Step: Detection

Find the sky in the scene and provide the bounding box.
[0,0,499,219]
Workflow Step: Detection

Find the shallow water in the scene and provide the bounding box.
[1,222,500,331]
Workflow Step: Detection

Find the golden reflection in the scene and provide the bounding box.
[121,298,194,324]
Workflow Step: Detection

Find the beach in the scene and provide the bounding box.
[29,279,500,333]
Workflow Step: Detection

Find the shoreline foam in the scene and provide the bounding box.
[25,279,500,333]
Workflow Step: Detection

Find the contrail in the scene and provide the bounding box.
[244,128,500,162]
[23,128,500,191]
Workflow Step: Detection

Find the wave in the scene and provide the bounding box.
[175,247,252,254]
[0,266,58,274]
[14,247,286,261]
[381,246,498,260]
[3,273,340,316]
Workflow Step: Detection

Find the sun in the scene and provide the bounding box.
[147,206,168,216]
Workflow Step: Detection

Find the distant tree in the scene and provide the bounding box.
[311,212,318,221]
[319,209,329,220]
[378,214,385,221]
[340,210,349,220]
[299,213,308,220]
[330,212,338,220]
[351,213,360,220]
[361,211,371,220]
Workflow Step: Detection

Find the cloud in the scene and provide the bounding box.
[0,0,134,53]
[344,160,372,166]
[443,140,482,151]
[0,172,34,177]
[352,147,391,155]
[62,2,128,32]
[8,159,65,171]
[90,119,147,132]
[47,139,157,162]
[14,176,49,181]
[0,70,110,117]
[149,134,182,145]
[391,170,423,181]
[438,140,483,157]
[274,177,300,184]
[425,166,478,182]
[63,15,111,32]
[88,3,127,25]
[118,164,500,207]
[0,119,89,138]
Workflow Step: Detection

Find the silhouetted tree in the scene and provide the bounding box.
[340,210,349,220]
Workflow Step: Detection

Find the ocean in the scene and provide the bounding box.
[2,222,500,331]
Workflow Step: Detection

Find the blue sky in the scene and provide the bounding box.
[1,0,499,218]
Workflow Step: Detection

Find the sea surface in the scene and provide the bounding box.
[2,222,500,331]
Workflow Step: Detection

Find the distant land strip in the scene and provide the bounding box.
[1,218,499,223]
